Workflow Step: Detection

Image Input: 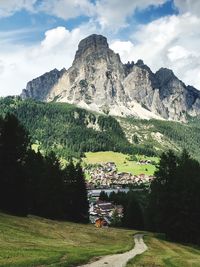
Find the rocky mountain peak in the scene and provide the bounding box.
[135,59,154,76]
[135,59,144,67]
[21,34,200,122]
[73,34,110,64]
[78,34,108,50]
[155,68,176,85]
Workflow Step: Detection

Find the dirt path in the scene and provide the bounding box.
[78,234,147,267]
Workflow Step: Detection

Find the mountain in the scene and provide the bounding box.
[21,34,200,121]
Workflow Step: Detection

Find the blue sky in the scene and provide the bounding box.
[0,0,177,43]
[0,0,200,96]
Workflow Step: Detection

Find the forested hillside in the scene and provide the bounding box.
[1,96,200,160]
[118,117,200,161]
[0,97,154,158]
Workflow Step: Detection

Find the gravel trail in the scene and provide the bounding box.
[78,234,147,267]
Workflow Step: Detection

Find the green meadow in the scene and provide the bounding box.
[1,213,200,267]
[0,213,134,267]
[83,151,159,176]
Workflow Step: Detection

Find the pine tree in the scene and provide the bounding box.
[74,162,89,223]
[0,114,29,215]
[62,161,89,222]
[99,191,109,201]
[38,152,63,219]
[123,193,144,230]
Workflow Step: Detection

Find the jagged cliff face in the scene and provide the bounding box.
[21,34,200,121]
[21,68,65,101]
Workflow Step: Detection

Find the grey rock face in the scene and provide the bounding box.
[21,34,200,121]
[21,68,66,101]
[73,34,109,63]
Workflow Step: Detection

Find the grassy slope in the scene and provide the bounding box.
[118,117,200,161]
[83,151,158,175]
[0,213,134,267]
[127,234,200,267]
[1,213,200,267]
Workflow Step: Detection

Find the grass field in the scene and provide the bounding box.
[0,212,134,267]
[83,151,159,176]
[127,234,200,267]
[1,213,200,267]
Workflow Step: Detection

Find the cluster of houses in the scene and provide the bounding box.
[89,199,123,227]
[85,162,155,189]
[137,159,152,165]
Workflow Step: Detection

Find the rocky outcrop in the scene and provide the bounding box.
[21,34,200,121]
[21,68,66,101]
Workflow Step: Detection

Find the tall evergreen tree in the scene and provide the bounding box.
[0,114,29,215]
[75,162,89,223]
[38,152,64,219]
[123,193,144,230]
[62,161,89,222]
[25,150,45,215]
[147,150,178,233]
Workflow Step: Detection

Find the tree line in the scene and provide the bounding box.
[0,97,156,158]
[148,150,200,245]
[0,113,88,222]
[99,190,144,230]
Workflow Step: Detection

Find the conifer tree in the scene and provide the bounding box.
[0,114,29,215]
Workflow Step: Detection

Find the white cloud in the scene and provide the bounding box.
[0,0,95,19]
[110,13,200,89]
[0,0,37,17]
[36,0,167,30]
[167,46,194,62]
[0,24,96,96]
[95,0,166,30]
[174,0,200,16]
[38,0,94,20]
[110,41,134,62]
[0,60,4,74]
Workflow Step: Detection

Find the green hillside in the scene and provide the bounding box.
[118,117,200,161]
[0,213,200,267]
[128,234,200,267]
[1,96,200,160]
[0,97,152,159]
[0,213,134,267]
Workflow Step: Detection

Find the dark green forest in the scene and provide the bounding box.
[1,96,200,160]
[0,97,156,158]
[0,113,88,222]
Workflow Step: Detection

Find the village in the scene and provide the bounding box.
[85,161,155,189]
[85,161,155,227]
[89,199,123,227]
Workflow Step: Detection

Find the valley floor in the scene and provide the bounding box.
[83,151,158,176]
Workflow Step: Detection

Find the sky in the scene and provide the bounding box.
[0,0,200,96]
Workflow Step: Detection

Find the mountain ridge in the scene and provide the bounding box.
[21,34,200,121]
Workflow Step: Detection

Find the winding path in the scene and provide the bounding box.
[78,234,148,267]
